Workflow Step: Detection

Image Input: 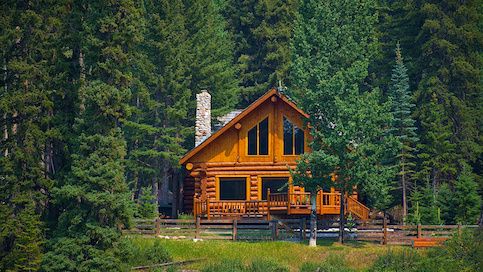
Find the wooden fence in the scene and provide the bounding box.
[124,218,478,245]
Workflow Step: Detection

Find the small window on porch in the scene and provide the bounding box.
[248,117,269,155]
[219,178,247,200]
[261,177,288,200]
[283,116,304,155]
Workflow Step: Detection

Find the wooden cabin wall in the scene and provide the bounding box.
[184,95,311,210]
[188,99,309,164]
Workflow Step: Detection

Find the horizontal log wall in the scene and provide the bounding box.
[186,163,297,202]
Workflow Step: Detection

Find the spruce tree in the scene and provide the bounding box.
[185,0,239,116]
[452,163,481,224]
[42,1,144,270]
[387,43,418,223]
[0,0,61,270]
[125,0,240,214]
[223,0,298,105]
[290,0,394,244]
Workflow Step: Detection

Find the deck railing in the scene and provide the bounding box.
[318,192,340,214]
[268,193,288,208]
[194,191,370,219]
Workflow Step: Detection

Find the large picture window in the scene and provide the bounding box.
[219,178,247,200]
[283,117,304,155]
[261,177,288,200]
[248,117,269,155]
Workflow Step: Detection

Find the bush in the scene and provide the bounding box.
[300,255,355,272]
[201,259,288,272]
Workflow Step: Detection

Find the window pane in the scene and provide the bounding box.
[294,126,304,155]
[219,178,246,200]
[259,118,268,155]
[262,178,288,200]
[248,125,257,155]
[283,117,293,155]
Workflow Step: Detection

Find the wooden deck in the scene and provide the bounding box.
[193,191,369,220]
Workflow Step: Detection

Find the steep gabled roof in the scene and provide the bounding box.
[179,89,308,165]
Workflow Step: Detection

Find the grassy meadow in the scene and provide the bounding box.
[127,238,404,271]
[122,229,482,272]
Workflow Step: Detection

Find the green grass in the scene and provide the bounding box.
[124,229,482,271]
[127,237,405,271]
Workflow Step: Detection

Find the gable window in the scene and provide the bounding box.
[261,177,288,200]
[219,177,247,200]
[248,117,269,155]
[283,116,304,155]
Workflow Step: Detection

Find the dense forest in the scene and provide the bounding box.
[0,0,481,271]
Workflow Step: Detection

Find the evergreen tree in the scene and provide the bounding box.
[42,1,144,270]
[290,0,394,244]
[185,0,239,116]
[223,0,298,105]
[125,0,239,213]
[387,43,418,223]
[436,182,454,224]
[408,182,440,225]
[452,163,481,224]
[416,93,457,192]
[0,0,62,270]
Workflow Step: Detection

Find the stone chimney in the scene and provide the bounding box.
[195,90,211,147]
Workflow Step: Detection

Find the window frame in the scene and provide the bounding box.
[282,116,305,156]
[258,175,291,200]
[247,116,270,156]
[216,175,250,201]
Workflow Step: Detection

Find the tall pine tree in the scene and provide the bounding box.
[0,0,63,269]
[42,1,144,270]
[223,0,298,105]
[387,43,418,223]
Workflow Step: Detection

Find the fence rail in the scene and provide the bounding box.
[123,218,479,244]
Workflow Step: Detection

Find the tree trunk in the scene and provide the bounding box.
[402,162,407,225]
[339,188,345,244]
[309,193,317,247]
[152,177,159,216]
[159,163,171,209]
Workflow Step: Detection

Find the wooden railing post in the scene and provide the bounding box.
[195,216,201,239]
[267,189,271,220]
[382,216,387,245]
[457,223,462,236]
[232,219,238,241]
[206,198,210,220]
[155,217,161,236]
[417,224,422,238]
[287,193,291,215]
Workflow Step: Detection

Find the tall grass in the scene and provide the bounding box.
[369,229,482,272]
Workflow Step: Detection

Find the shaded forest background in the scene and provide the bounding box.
[0,0,481,271]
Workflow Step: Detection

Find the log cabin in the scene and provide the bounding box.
[179,89,369,220]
